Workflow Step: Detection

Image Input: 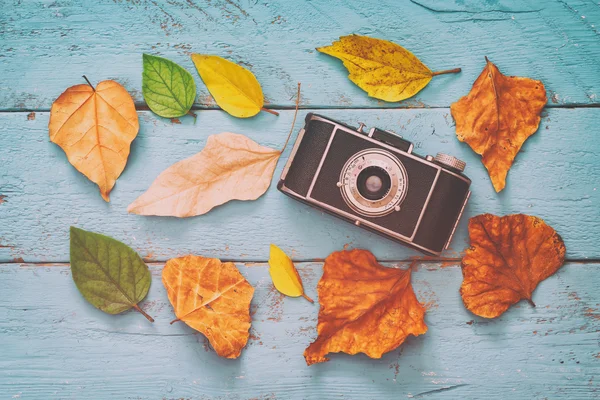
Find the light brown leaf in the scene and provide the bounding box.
[162,255,254,358]
[49,80,139,201]
[127,132,280,217]
[460,214,566,318]
[451,58,547,192]
[304,249,427,366]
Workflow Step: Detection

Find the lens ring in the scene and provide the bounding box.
[339,149,408,218]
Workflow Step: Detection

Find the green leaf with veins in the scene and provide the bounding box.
[142,54,196,118]
[70,227,154,322]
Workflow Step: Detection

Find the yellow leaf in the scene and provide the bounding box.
[49,80,139,201]
[191,54,264,118]
[268,244,313,303]
[317,35,460,102]
[127,132,280,217]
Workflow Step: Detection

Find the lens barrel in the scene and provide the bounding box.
[356,166,392,200]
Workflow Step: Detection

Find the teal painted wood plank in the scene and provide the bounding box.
[1,0,600,110]
[0,109,598,263]
[0,261,598,399]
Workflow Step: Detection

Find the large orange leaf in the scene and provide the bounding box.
[162,255,254,358]
[127,132,280,217]
[304,249,427,366]
[460,214,566,318]
[451,58,547,192]
[49,80,139,201]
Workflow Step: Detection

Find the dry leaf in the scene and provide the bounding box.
[451,57,547,192]
[268,244,313,303]
[191,54,274,118]
[304,249,427,366]
[317,35,460,102]
[49,79,139,201]
[127,132,280,217]
[162,255,254,358]
[460,214,566,318]
[128,83,302,217]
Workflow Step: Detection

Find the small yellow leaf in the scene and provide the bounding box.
[268,244,313,303]
[317,35,460,102]
[191,54,264,118]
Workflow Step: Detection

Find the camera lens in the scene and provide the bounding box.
[356,166,391,201]
[340,149,408,217]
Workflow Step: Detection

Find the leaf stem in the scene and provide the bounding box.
[527,298,536,308]
[82,75,95,91]
[302,293,314,303]
[132,304,154,322]
[261,107,280,116]
[431,68,462,76]
[280,82,301,153]
[170,318,181,325]
[187,110,197,119]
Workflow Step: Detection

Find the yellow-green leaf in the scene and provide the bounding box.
[191,54,264,118]
[268,244,313,303]
[317,35,460,102]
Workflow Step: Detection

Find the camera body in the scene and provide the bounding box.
[278,114,471,256]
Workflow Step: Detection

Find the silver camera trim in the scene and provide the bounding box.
[279,115,471,256]
[339,148,409,217]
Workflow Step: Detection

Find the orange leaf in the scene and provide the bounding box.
[451,58,547,192]
[49,80,139,201]
[128,132,280,217]
[460,214,566,318]
[304,249,427,366]
[162,255,254,358]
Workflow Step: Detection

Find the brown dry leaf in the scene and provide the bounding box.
[162,255,254,358]
[127,132,280,217]
[451,58,547,192]
[304,249,427,366]
[128,83,302,218]
[460,214,566,319]
[49,80,139,201]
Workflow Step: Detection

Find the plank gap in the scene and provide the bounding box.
[2,258,599,265]
[1,103,600,114]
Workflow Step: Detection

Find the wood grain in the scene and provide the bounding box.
[0,109,597,263]
[1,0,599,110]
[2,1,600,398]
[1,261,598,399]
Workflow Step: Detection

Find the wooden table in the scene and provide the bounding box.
[1,0,599,398]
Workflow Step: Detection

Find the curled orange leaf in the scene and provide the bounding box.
[460,214,566,318]
[451,58,547,192]
[304,249,427,366]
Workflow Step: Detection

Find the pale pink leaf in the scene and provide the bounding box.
[127,132,281,217]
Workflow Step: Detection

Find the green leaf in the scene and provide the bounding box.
[142,54,196,118]
[69,227,154,322]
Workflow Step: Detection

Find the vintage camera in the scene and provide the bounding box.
[278,114,471,256]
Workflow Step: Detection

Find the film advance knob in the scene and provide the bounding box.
[434,153,466,172]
